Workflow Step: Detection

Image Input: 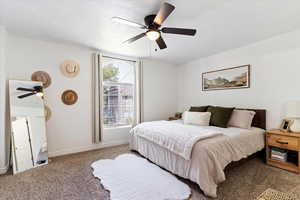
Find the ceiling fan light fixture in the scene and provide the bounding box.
[36,92,44,97]
[146,30,160,41]
[34,86,43,97]
[115,2,196,50]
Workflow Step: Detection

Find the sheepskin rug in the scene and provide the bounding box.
[91,154,191,200]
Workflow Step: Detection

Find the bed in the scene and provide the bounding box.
[129,109,266,198]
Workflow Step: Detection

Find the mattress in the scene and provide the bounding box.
[129,120,265,198]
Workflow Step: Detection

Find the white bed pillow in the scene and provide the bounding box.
[183,111,211,126]
[228,109,256,129]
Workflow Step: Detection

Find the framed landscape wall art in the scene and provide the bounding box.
[202,65,250,91]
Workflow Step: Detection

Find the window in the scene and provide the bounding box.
[102,57,136,128]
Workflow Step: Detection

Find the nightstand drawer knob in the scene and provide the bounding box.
[276,140,288,145]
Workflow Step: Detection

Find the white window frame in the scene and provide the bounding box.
[92,53,143,143]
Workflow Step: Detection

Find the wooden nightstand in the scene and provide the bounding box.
[266,129,300,174]
[168,117,180,121]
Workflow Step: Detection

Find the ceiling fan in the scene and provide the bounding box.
[17,86,44,99]
[112,2,196,50]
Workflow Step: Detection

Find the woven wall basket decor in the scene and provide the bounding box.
[31,71,52,88]
[61,90,78,105]
[60,60,80,78]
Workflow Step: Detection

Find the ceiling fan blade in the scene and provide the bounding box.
[112,17,146,29]
[16,87,35,92]
[154,2,175,26]
[18,93,35,99]
[156,36,167,49]
[123,33,146,44]
[161,27,196,36]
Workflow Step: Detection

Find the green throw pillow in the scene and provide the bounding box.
[207,106,235,128]
[189,106,209,112]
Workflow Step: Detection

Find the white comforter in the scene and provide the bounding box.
[130,120,222,160]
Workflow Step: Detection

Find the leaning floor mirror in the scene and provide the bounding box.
[9,80,48,174]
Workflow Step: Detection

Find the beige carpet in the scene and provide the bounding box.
[0,144,300,200]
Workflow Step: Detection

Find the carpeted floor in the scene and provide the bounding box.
[0,144,300,200]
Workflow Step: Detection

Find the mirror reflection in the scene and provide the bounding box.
[9,80,48,174]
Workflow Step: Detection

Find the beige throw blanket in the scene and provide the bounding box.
[130,120,222,160]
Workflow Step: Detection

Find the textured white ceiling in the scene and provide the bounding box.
[1,0,300,64]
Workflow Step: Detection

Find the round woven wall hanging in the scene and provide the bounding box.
[31,71,52,88]
[60,60,80,78]
[61,90,78,105]
[44,105,52,121]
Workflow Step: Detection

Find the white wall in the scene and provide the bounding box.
[143,59,178,121]
[0,26,7,173]
[6,34,97,157]
[177,29,300,129]
[5,34,178,159]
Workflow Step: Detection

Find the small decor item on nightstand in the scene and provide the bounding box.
[280,119,292,132]
[286,101,300,132]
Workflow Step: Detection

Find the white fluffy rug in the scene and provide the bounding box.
[91,154,191,200]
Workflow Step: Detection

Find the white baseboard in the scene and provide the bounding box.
[48,140,129,158]
[0,140,129,174]
[0,163,9,174]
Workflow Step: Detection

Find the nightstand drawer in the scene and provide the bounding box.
[267,134,299,151]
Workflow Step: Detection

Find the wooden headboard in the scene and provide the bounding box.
[238,108,266,130]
